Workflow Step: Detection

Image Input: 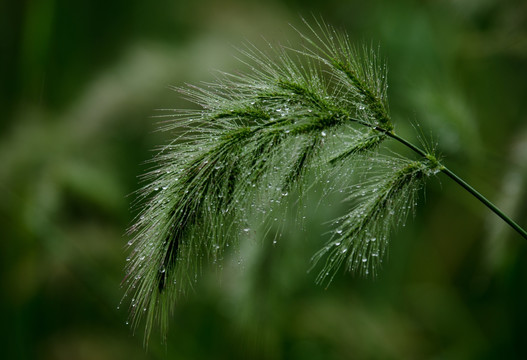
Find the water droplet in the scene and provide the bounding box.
[321,131,327,137]
[336,229,343,235]
[362,258,367,262]
[243,228,250,233]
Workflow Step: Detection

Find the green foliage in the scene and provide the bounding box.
[125,20,445,340]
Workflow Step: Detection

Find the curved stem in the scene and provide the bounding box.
[381,129,428,158]
[360,122,527,240]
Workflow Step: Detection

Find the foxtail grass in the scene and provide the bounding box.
[124,18,527,342]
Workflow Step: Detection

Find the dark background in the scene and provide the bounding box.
[1,0,527,359]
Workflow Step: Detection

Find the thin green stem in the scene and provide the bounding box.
[440,167,527,240]
[350,119,527,240]
[380,128,428,158]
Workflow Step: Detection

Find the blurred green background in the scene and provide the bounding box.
[2,0,527,359]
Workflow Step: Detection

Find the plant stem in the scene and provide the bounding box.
[368,124,527,240]
[440,167,527,240]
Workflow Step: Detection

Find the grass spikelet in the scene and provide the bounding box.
[311,157,440,284]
